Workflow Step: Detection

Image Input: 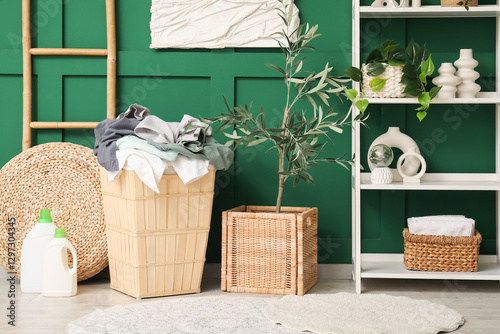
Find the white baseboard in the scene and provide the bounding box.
[203,263,352,280]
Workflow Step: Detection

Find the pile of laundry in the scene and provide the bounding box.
[94,104,233,192]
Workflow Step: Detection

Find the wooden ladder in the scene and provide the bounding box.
[22,0,117,150]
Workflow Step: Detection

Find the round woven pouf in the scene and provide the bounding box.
[0,142,107,282]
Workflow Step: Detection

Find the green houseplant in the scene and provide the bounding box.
[204,1,367,295]
[205,6,367,214]
[344,40,441,122]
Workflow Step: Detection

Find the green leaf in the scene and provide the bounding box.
[306,94,318,111]
[365,62,386,77]
[429,86,442,100]
[381,40,397,57]
[343,66,362,82]
[406,39,420,64]
[355,99,369,113]
[365,48,383,64]
[369,78,388,92]
[294,60,304,74]
[345,89,358,100]
[416,111,427,122]
[259,107,266,128]
[266,63,286,75]
[403,85,423,97]
[402,63,418,79]
[419,71,427,86]
[289,78,306,84]
[329,125,343,133]
[388,59,406,66]
[420,55,434,77]
[418,92,431,109]
[224,132,242,140]
[248,138,268,147]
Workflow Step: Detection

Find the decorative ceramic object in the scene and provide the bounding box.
[432,63,462,98]
[367,127,421,182]
[412,0,422,6]
[397,148,426,183]
[362,65,405,98]
[371,0,399,7]
[369,144,394,184]
[399,0,409,7]
[454,49,481,98]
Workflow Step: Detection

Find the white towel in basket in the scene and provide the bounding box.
[407,215,475,237]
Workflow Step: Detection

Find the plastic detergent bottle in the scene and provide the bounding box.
[42,227,77,297]
[20,209,57,293]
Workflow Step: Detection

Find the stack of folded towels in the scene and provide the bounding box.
[407,215,475,237]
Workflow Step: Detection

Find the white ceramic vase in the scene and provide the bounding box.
[371,167,393,184]
[454,49,481,98]
[432,63,462,98]
[397,148,426,184]
[367,127,421,182]
[412,0,421,6]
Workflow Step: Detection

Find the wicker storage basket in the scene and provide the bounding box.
[100,167,215,298]
[403,228,481,272]
[441,0,478,7]
[221,205,318,295]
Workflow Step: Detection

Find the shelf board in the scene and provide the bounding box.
[360,254,500,280]
[360,5,500,18]
[359,173,500,190]
[366,92,500,105]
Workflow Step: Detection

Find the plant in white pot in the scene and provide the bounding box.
[344,39,441,121]
[203,1,367,295]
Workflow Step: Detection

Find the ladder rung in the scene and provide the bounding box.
[30,48,108,56]
[31,122,99,129]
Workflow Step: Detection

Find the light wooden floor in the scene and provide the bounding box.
[1,268,499,334]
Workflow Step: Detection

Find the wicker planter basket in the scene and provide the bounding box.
[362,65,405,98]
[403,228,482,272]
[221,205,318,295]
[441,0,478,7]
[100,168,215,298]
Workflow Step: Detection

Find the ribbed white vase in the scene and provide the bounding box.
[362,65,405,98]
[432,63,462,98]
[454,49,481,98]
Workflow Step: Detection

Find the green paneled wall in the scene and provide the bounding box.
[0,0,496,265]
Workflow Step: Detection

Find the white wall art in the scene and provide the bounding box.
[150,0,300,49]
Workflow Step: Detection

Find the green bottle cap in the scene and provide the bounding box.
[54,228,66,238]
[38,209,53,223]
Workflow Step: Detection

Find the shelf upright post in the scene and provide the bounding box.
[352,0,362,294]
[496,0,500,271]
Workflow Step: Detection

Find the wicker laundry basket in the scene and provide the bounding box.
[403,228,481,272]
[100,167,215,298]
[221,205,318,295]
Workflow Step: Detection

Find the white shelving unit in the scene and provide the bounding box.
[351,1,500,294]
